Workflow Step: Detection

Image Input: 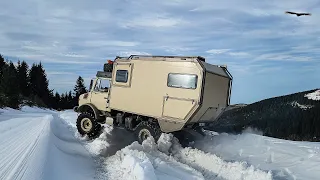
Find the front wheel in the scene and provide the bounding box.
[76,113,102,139]
[135,121,161,144]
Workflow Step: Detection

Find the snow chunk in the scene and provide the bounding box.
[85,125,112,156]
[304,89,320,101]
[104,137,204,180]
[157,133,174,154]
[121,153,157,180]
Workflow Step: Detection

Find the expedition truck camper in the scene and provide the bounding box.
[74,55,233,144]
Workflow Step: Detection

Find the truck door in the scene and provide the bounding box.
[162,73,199,120]
[90,78,110,111]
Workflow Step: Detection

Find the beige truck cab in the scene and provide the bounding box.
[74,55,232,144]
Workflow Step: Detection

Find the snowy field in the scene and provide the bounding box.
[1,106,320,180]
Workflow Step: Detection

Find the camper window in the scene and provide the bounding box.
[116,70,128,83]
[167,73,197,89]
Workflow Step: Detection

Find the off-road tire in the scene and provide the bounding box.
[135,120,161,144]
[76,113,102,139]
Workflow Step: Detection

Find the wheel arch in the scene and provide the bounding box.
[78,103,100,120]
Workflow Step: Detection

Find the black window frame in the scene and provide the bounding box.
[167,73,198,89]
[115,70,128,83]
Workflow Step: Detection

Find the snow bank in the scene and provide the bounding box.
[104,136,204,180]
[20,105,56,113]
[194,131,320,180]
[59,110,78,128]
[103,134,273,180]
[304,89,320,101]
[59,110,112,156]
[84,125,112,156]
[0,107,22,114]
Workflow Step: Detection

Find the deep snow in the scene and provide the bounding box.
[2,107,320,180]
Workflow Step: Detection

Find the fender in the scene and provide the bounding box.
[77,103,100,120]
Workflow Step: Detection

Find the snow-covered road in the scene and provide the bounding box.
[0,107,97,180]
[1,107,320,180]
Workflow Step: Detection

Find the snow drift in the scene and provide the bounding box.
[102,134,272,180]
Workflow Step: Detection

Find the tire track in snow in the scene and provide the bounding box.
[172,146,273,180]
[8,120,47,180]
[0,108,99,180]
[168,135,273,180]
[0,115,49,180]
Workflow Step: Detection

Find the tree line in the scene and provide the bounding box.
[210,89,320,142]
[0,54,87,110]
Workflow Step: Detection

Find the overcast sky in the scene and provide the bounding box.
[1,0,319,104]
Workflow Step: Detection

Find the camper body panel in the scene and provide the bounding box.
[108,58,203,132]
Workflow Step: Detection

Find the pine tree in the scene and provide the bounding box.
[29,63,39,96]
[0,61,20,108]
[0,54,6,85]
[0,58,8,107]
[54,92,61,110]
[29,62,51,107]
[0,54,5,71]
[17,60,30,97]
[74,76,87,98]
[60,92,67,109]
[68,91,73,107]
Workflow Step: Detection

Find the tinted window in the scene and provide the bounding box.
[167,73,198,89]
[116,70,128,83]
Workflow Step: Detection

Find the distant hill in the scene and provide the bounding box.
[209,89,320,141]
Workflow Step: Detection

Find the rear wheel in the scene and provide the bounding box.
[135,121,161,144]
[76,113,102,139]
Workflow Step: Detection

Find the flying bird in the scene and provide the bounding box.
[285,11,311,16]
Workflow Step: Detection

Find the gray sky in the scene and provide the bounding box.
[1,0,319,104]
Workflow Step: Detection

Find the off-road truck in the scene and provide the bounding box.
[74,55,233,144]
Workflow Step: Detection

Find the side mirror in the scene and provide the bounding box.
[89,79,93,91]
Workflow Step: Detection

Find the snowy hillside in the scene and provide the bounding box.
[211,89,320,141]
[304,89,320,101]
[1,107,320,180]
